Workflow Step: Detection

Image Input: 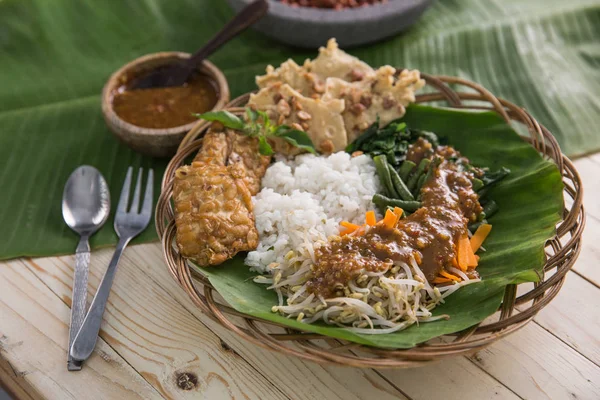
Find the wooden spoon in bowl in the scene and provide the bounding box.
[130,0,268,90]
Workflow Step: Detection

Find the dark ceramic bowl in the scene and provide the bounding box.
[226,0,434,48]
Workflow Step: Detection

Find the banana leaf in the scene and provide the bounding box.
[0,0,594,259]
[193,105,564,348]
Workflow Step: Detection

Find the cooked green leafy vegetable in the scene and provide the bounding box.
[346,119,438,168]
[348,118,510,222]
[197,108,317,156]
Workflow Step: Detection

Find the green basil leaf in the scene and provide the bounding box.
[196,111,244,130]
[273,125,291,137]
[276,128,317,154]
[258,135,274,156]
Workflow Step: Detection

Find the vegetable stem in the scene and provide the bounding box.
[372,194,421,212]
[407,159,430,192]
[388,165,415,201]
[373,155,399,198]
[398,160,416,181]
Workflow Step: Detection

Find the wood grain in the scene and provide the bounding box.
[0,354,43,400]
[0,259,161,400]
[571,157,600,286]
[468,322,600,400]
[377,355,520,400]
[517,273,600,366]
[21,253,287,400]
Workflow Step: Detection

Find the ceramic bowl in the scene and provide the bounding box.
[225,0,434,48]
[102,52,230,158]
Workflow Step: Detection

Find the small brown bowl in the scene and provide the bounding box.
[102,52,230,158]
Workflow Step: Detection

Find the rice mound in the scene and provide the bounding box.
[245,152,381,273]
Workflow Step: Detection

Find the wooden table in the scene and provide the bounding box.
[1,155,599,400]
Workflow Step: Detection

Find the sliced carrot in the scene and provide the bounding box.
[457,236,470,271]
[339,228,354,236]
[340,221,360,231]
[457,234,478,270]
[470,224,492,252]
[393,207,403,217]
[382,209,398,229]
[440,270,461,282]
[365,210,377,226]
[433,277,452,284]
[467,252,478,268]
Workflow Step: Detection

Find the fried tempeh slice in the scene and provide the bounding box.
[226,129,271,195]
[193,129,229,165]
[173,128,271,266]
[173,161,258,266]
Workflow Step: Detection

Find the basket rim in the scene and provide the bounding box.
[155,74,584,368]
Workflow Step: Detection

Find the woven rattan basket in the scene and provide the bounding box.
[156,75,584,368]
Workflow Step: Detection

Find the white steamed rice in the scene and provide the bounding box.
[245,152,381,273]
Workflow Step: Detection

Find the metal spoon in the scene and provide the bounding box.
[62,166,110,371]
[130,0,268,90]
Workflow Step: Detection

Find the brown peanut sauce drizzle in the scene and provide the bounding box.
[306,138,483,298]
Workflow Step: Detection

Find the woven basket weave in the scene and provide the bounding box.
[156,75,584,368]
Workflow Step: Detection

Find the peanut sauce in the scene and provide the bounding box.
[112,72,218,129]
[306,139,483,298]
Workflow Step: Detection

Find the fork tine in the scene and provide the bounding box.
[117,167,133,213]
[130,167,143,213]
[140,169,154,218]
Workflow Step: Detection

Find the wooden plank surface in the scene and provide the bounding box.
[22,255,288,400]
[572,157,600,286]
[0,260,161,400]
[1,153,598,400]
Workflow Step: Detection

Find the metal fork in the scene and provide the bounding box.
[69,167,153,363]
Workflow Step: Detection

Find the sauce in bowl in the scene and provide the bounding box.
[112,72,218,129]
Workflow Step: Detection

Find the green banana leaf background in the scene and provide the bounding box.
[0,0,597,259]
[196,105,564,348]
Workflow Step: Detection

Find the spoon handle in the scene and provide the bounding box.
[67,235,90,371]
[70,236,131,362]
[187,0,268,68]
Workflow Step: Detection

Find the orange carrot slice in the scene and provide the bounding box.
[440,270,461,281]
[393,207,403,217]
[457,234,478,270]
[340,221,360,230]
[470,224,492,252]
[365,210,376,226]
[433,277,452,284]
[465,236,478,268]
[340,228,354,236]
[457,236,470,271]
[382,209,398,228]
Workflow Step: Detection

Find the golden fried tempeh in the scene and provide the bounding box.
[226,130,271,195]
[193,130,229,166]
[173,161,258,266]
[173,129,270,266]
